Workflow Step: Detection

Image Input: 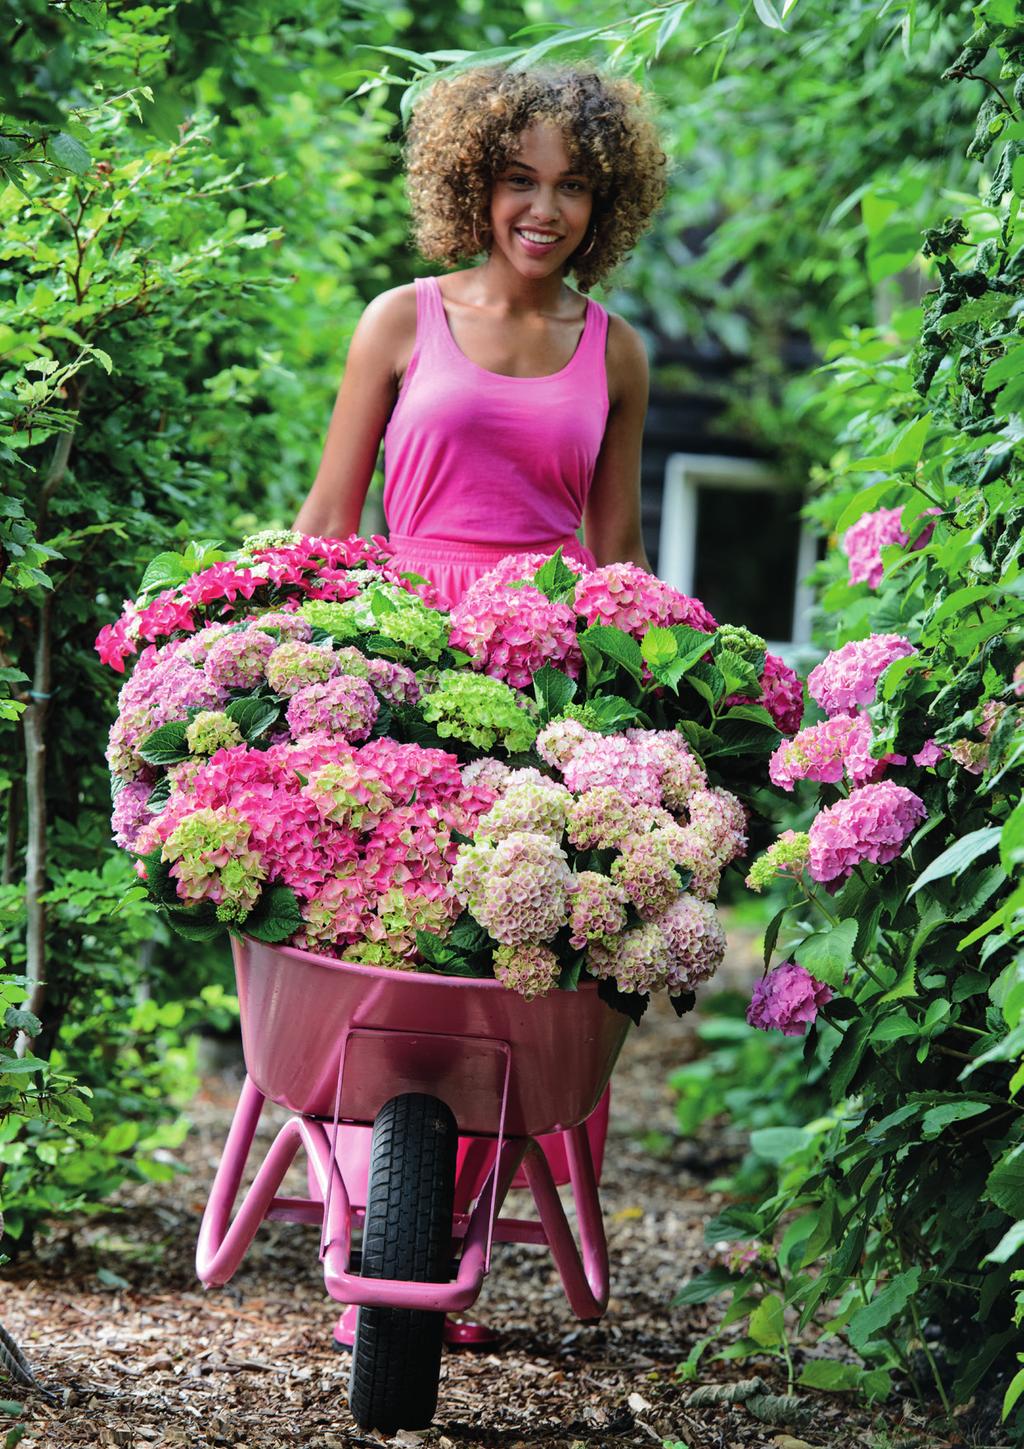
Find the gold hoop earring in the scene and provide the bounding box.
[578,229,597,257]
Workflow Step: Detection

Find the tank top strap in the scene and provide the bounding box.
[578,295,609,377]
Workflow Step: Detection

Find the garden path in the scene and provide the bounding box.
[4,922,945,1449]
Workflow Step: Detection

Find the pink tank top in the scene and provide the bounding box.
[383,275,610,554]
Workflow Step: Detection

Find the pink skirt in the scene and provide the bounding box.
[387,532,596,609]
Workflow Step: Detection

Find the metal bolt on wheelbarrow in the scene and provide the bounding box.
[196,936,627,1434]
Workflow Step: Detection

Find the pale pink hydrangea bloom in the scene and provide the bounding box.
[611,830,683,918]
[449,579,582,688]
[807,634,916,717]
[565,786,642,850]
[573,563,717,639]
[747,961,832,1036]
[242,610,313,642]
[106,653,227,779]
[657,821,723,900]
[842,506,939,589]
[536,717,593,770]
[724,651,805,737]
[472,552,587,588]
[561,733,664,806]
[587,921,673,994]
[476,777,572,842]
[285,674,379,742]
[567,871,629,949]
[265,640,338,697]
[461,757,513,795]
[807,782,927,885]
[624,728,707,810]
[204,628,278,690]
[492,942,562,1000]
[653,895,728,991]
[177,622,233,663]
[452,831,573,945]
[686,786,748,864]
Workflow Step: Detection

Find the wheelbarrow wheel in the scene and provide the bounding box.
[348,1092,457,1433]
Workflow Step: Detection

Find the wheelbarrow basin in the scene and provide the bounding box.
[232,936,629,1138]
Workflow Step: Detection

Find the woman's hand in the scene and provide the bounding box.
[293,286,416,538]
[583,314,652,571]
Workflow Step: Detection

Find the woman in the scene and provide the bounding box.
[293,61,668,602]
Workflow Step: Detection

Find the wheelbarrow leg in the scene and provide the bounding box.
[521,1122,610,1321]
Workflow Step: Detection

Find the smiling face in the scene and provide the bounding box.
[487,120,594,277]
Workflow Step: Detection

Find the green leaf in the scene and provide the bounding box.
[532,663,576,720]
[920,1101,989,1138]
[640,625,678,667]
[1003,1365,1024,1422]
[846,1268,921,1351]
[987,1144,1024,1216]
[49,130,91,175]
[1001,796,1024,873]
[579,624,644,682]
[748,1294,786,1348]
[792,919,858,988]
[909,828,1002,896]
[3,1007,41,1036]
[672,1266,741,1306]
[798,1359,865,1391]
[136,720,190,766]
[245,886,304,944]
[749,1127,808,1163]
[531,547,579,601]
[982,1219,1024,1266]
[225,696,281,742]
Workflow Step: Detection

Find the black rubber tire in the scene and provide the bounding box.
[348,1093,457,1433]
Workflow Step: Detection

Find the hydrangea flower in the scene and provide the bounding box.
[449,579,582,688]
[106,653,227,779]
[1014,661,1024,699]
[536,717,593,770]
[362,804,459,897]
[747,961,832,1036]
[842,506,939,589]
[161,805,267,921]
[177,623,233,664]
[657,821,723,900]
[611,830,683,917]
[186,711,245,757]
[452,831,573,944]
[266,640,339,697]
[111,779,155,851]
[653,895,728,991]
[686,787,748,865]
[913,739,945,768]
[567,871,629,949]
[808,782,927,885]
[475,776,571,842]
[286,674,379,742]
[574,564,717,638]
[243,610,313,642]
[565,786,642,850]
[587,921,673,994]
[303,760,391,831]
[807,634,916,717]
[492,942,562,1000]
[473,551,587,589]
[357,738,464,809]
[745,830,811,891]
[419,671,538,754]
[724,651,805,736]
[561,732,663,806]
[625,728,708,811]
[769,714,897,791]
[204,627,278,690]
[294,870,373,952]
[298,598,365,641]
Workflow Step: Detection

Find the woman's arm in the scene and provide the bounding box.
[582,313,652,571]
[292,285,416,538]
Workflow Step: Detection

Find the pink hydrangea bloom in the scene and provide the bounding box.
[362,804,459,897]
[565,786,642,850]
[842,506,939,589]
[1014,661,1024,699]
[567,872,629,949]
[111,779,155,851]
[536,717,593,770]
[473,552,587,589]
[724,652,805,736]
[657,821,722,900]
[242,610,312,642]
[161,805,267,921]
[611,830,683,917]
[808,634,916,717]
[177,623,234,664]
[106,654,227,779]
[294,869,374,952]
[285,674,379,742]
[653,895,728,992]
[808,782,927,885]
[769,714,898,791]
[303,760,391,831]
[624,728,707,810]
[358,739,464,809]
[587,921,673,994]
[266,731,356,776]
[265,640,338,696]
[561,733,664,806]
[449,579,582,689]
[452,831,573,945]
[573,564,717,639]
[913,739,945,768]
[492,942,562,1000]
[686,787,748,865]
[204,628,277,690]
[476,777,571,842]
[747,961,832,1036]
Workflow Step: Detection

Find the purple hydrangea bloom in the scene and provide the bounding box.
[746,961,832,1036]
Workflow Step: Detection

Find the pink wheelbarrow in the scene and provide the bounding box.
[196,936,630,1433]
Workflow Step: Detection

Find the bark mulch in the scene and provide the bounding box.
[0,925,1001,1448]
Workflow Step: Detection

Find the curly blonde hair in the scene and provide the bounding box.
[403,64,668,293]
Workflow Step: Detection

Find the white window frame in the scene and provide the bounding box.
[659,452,816,655]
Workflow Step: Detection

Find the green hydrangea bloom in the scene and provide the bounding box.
[744,830,810,892]
[420,671,537,754]
[371,587,451,661]
[556,701,607,732]
[716,624,768,661]
[185,710,245,756]
[239,528,301,558]
[299,598,365,640]
[161,806,266,921]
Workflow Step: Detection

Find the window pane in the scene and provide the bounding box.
[692,485,802,641]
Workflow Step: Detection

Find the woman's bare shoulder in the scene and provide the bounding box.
[602,309,650,407]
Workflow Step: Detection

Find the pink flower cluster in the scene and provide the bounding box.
[808,634,916,717]
[807,781,927,885]
[769,714,900,791]
[747,961,832,1036]
[842,506,939,589]
[449,578,582,689]
[724,651,805,736]
[573,563,717,639]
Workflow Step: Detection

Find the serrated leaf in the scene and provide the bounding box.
[909,827,1002,896]
[245,886,303,943]
[224,696,280,741]
[3,1008,41,1036]
[532,663,576,720]
[672,1266,740,1306]
[136,720,190,765]
[531,547,579,601]
[792,919,858,988]
[579,624,644,682]
[640,624,678,667]
[49,130,91,174]
[846,1268,921,1351]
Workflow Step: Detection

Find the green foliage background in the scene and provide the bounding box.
[3,0,1024,1435]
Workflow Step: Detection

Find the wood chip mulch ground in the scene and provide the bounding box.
[1,926,1007,1448]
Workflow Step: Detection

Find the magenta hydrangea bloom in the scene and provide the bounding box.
[449,578,582,689]
[842,506,939,589]
[746,961,832,1036]
[808,782,927,885]
[574,564,716,639]
[357,738,464,810]
[362,803,459,897]
[653,895,728,991]
[286,674,379,742]
[807,634,916,717]
[913,738,945,768]
[724,652,804,736]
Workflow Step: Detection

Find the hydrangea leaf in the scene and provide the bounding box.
[792,919,858,988]
[136,720,190,765]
